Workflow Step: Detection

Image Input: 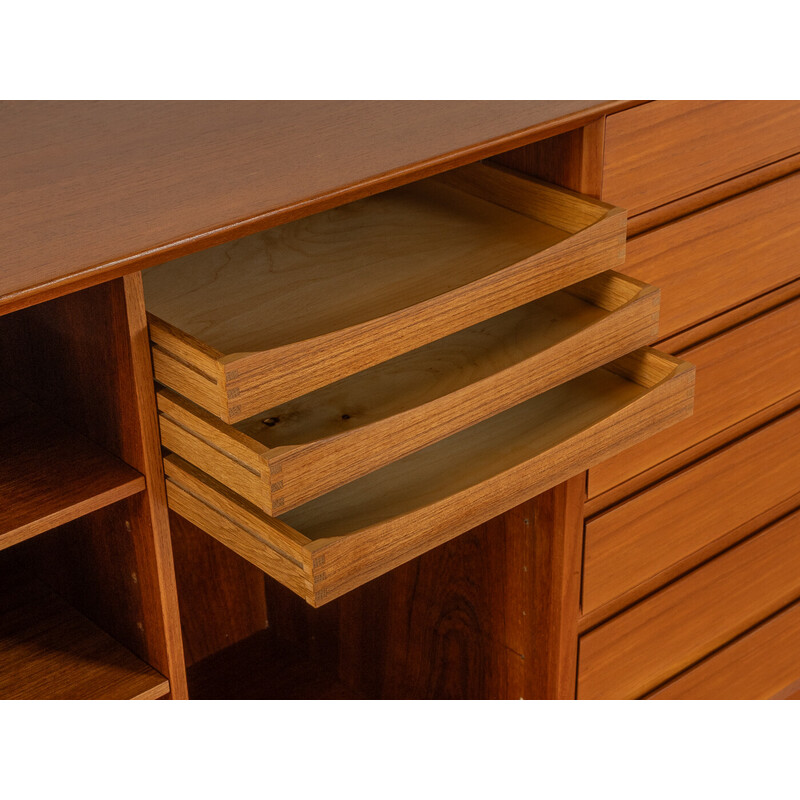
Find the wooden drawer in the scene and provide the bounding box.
[164,349,693,606]
[578,507,800,699]
[619,170,800,341]
[648,601,800,700]
[143,163,626,423]
[603,101,800,217]
[158,272,659,515]
[584,408,800,617]
[589,295,800,502]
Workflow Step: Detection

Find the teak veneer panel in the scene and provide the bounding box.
[144,163,626,422]
[603,100,800,216]
[0,101,637,316]
[649,599,800,700]
[0,386,145,549]
[164,349,694,607]
[584,408,800,617]
[158,271,659,514]
[0,571,170,700]
[589,294,800,503]
[578,508,800,700]
[619,169,800,341]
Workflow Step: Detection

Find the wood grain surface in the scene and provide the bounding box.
[165,350,693,606]
[157,271,658,514]
[0,100,637,316]
[0,567,169,700]
[649,597,800,699]
[168,511,268,666]
[203,484,585,699]
[589,294,800,503]
[621,170,800,340]
[603,100,800,216]
[493,118,607,200]
[578,508,800,699]
[145,163,626,421]
[584,408,800,618]
[0,386,144,549]
[332,492,580,699]
[628,152,800,237]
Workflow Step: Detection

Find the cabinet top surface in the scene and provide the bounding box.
[0,100,630,314]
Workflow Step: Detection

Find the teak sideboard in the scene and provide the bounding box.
[1,100,799,700]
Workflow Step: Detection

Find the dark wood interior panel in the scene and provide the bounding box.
[169,511,268,667]
[184,481,584,700]
[492,117,605,199]
[0,556,169,700]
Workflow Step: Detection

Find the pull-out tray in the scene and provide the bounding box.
[164,348,694,607]
[157,271,659,514]
[144,162,626,422]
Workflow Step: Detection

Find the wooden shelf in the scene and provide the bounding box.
[164,348,694,607]
[0,569,169,699]
[0,386,145,551]
[157,271,659,514]
[144,162,626,422]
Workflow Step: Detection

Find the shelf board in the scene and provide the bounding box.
[0,570,169,699]
[0,386,145,550]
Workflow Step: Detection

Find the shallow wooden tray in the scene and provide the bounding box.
[144,162,626,422]
[157,271,659,514]
[164,348,694,607]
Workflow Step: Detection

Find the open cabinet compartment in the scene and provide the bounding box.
[0,385,145,550]
[143,162,627,423]
[0,277,187,699]
[157,271,659,515]
[164,348,695,608]
[0,553,170,700]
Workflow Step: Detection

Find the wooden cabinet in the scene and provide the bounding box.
[3,100,799,700]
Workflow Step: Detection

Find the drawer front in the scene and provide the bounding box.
[649,601,800,700]
[584,407,800,616]
[578,507,800,700]
[589,295,800,502]
[144,163,626,423]
[603,101,800,216]
[621,170,800,341]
